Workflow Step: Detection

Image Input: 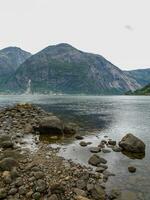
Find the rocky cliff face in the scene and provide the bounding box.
[0,47,31,85]
[4,44,141,94]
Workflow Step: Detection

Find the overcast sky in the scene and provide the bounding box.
[0,0,150,70]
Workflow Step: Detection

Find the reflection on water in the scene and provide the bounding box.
[0,94,150,199]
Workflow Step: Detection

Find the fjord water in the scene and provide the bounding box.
[0,95,150,199]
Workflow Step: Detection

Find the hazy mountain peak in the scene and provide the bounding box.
[0,47,32,84]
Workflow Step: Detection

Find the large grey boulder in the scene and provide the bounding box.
[119,133,145,153]
[38,116,64,134]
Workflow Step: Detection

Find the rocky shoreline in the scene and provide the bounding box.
[0,104,146,200]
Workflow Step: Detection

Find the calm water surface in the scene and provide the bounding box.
[0,95,150,199]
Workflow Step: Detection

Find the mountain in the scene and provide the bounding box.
[0,47,31,85]
[125,83,150,95]
[124,68,150,86]
[4,43,141,94]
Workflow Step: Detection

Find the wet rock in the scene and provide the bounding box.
[88,154,107,166]
[80,141,88,147]
[63,123,76,135]
[109,189,121,199]
[75,135,84,140]
[91,184,106,200]
[38,116,63,135]
[112,146,122,152]
[108,140,116,146]
[119,133,145,153]
[103,170,115,177]
[88,154,101,166]
[90,147,101,153]
[102,149,111,153]
[0,157,19,171]
[0,188,7,199]
[101,140,107,144]
[128,166,136,173]
[97,164,108,169]
[95,167,106,173]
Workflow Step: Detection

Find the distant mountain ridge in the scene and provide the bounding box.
[3,43,141,94]
[126,83,150,95]
[124,68,150,86]
[0,47,31,85]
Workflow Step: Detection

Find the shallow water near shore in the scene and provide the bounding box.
[0,94,150,199]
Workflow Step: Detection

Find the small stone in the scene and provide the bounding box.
[26,191,33,198]
[102,149,111,153]
[8,188,18,195]
[80,141,87,147]
[49,194,58,200]
[0,188,7,199]
[50,184,65,194]
[76,180,86,189]
[75,135,84,140]
[128,166,136,173]
[96,167,106,173]
[18,186,27,195]
[97,164,108,169]
[36,179,46,192]
[2,171,12,184]
[32,192,41,200]
[88,154,101,166]
[75,196,90,200]
[34,171,44,179]
[0,157,19,171]
[1,141,14,149]
[74,188,86,197]
[32,166,40,172]
[15,177,23,187]
[91,184,106,200]
[112,146,122,152]
[11,167,19,179]
[109,189,121,199]
[90,147,101,153]
[108,140,116,146]
[86,183,94,191]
